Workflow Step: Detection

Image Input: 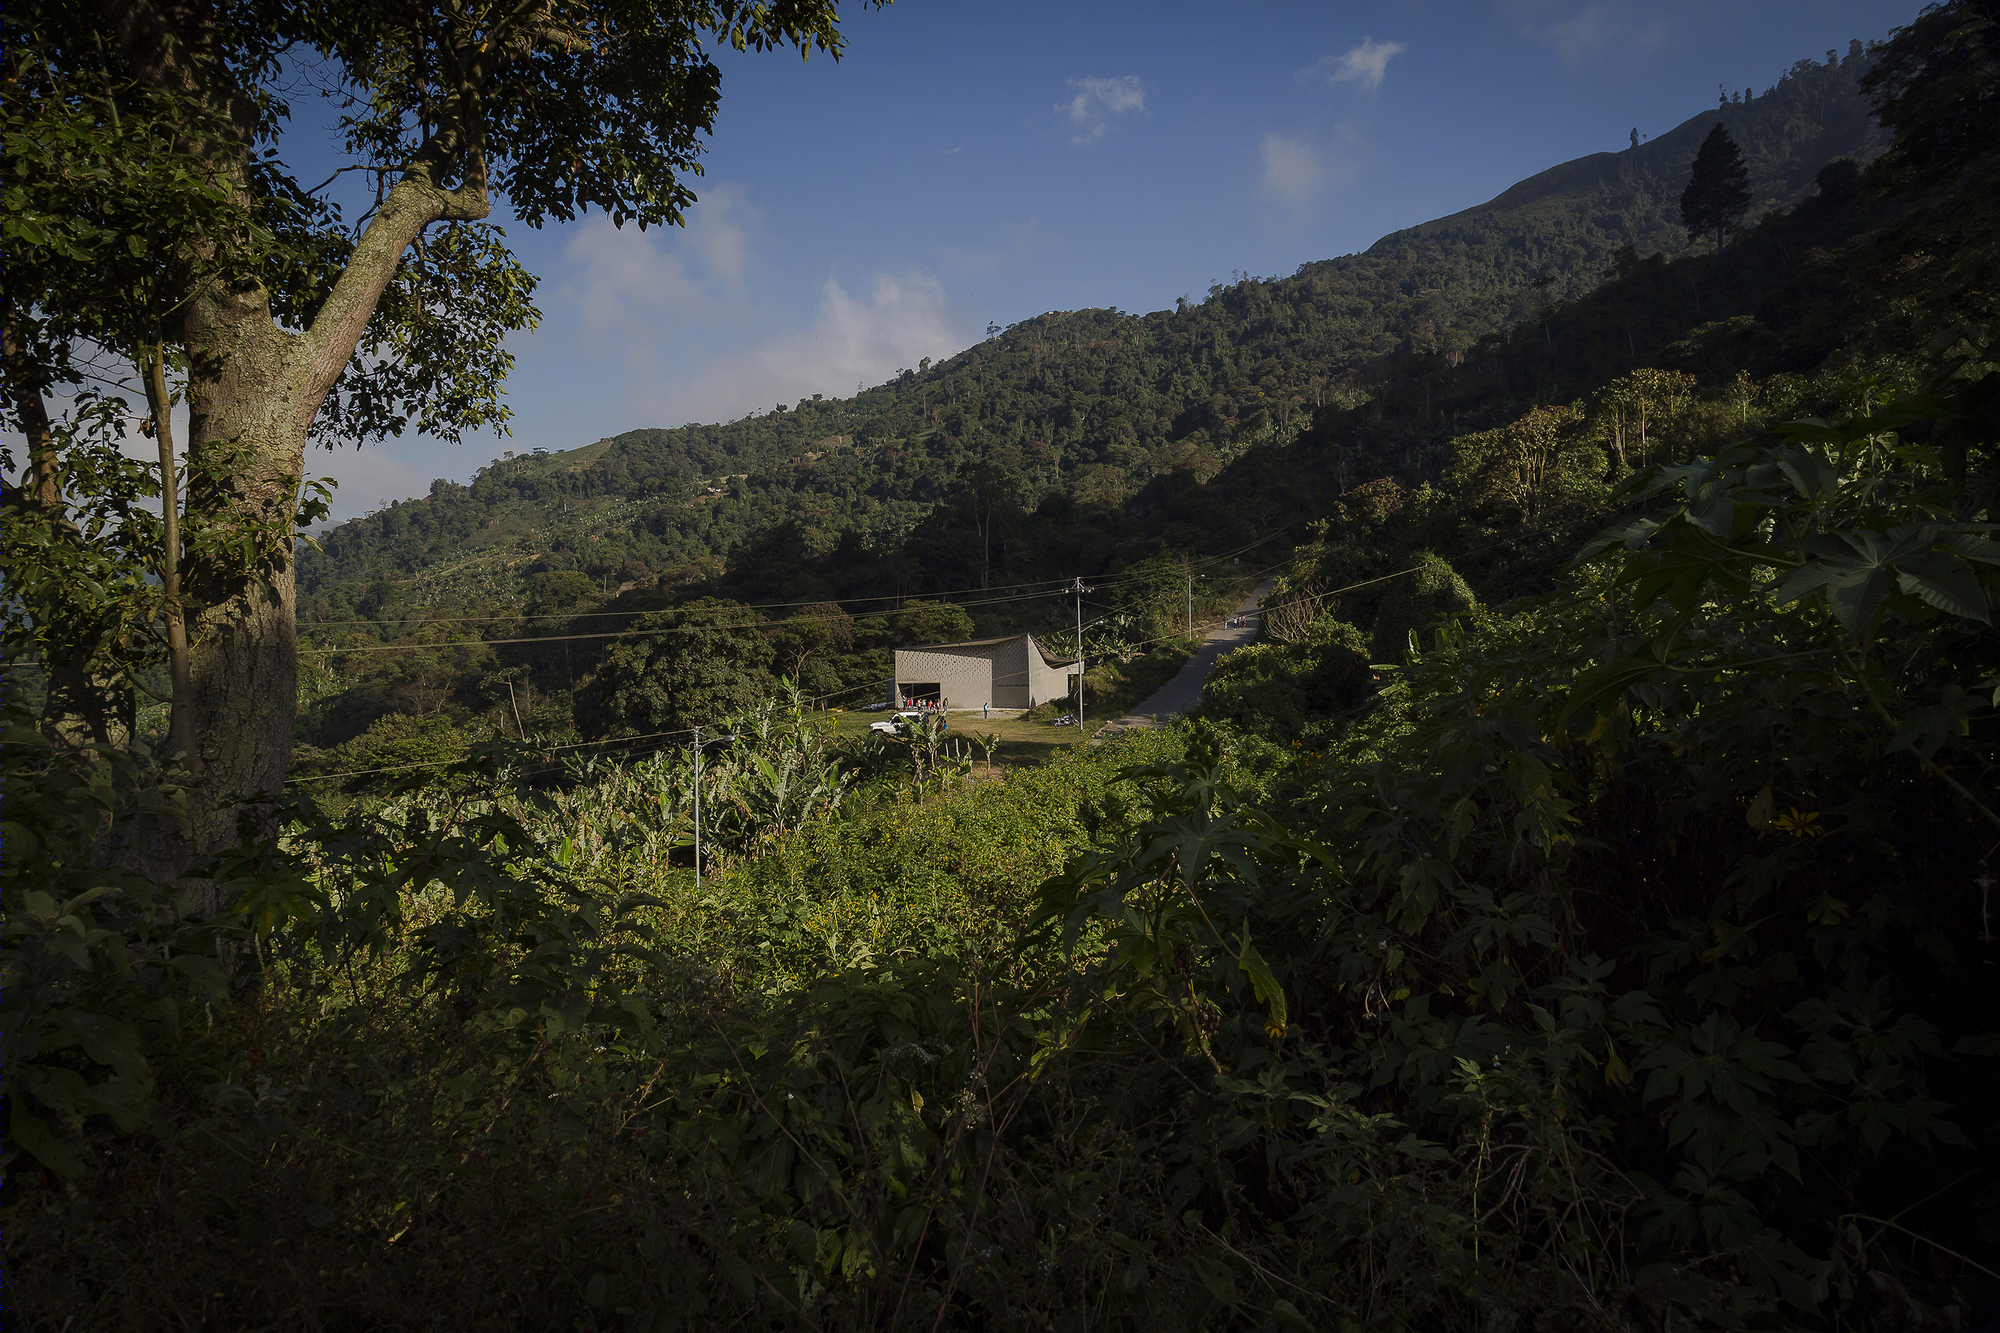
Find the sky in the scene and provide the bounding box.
[273,0,1927,518]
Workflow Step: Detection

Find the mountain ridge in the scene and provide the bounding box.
[299,48,1887,624]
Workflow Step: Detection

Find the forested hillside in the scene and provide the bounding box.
[15,6,2000,1328]
[300,47,1884,607]
[282,45,1912,774]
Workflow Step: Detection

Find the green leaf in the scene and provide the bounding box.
[1195,1258,1239,1307]
[1268,1298,1317,1332]
[1776,449,1840,503]
[1894,551,1990,623]
[7,1105,86,1179]
[1231,927,1287,1030]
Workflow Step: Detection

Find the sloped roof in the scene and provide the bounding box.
[904,634,1020,650]
[1028,635,1079,669]
[901,632,1077,668]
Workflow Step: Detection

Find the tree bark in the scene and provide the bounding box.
[105,0,492,886]
[143,343,198,777]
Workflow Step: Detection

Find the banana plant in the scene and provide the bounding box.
[709,682,854,851]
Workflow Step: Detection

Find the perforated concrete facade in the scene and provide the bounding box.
[892,634,1077,710]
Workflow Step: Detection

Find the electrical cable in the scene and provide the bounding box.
[287,570,1287,785]
[296,522,1296,630]
[288,529,1413,784]
[297,582,1100,654]
[290,670,898,785]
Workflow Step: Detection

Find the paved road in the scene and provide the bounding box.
[1096,580,1274,736]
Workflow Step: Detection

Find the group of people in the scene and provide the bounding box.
[892,697,1006,721]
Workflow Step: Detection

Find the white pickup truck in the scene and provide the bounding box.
[869,711,948,736]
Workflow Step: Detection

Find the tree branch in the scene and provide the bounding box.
[297,148,488,405]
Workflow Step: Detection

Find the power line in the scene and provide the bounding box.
[297,583,1095,655]
[298,573,1090,627]
[296,544,1282,657]
[298,568,1164,628]
[289,669,892,786]
[295,526,1290,631]
[283,540,1501,786]
[287,598,1277,787]
[286,722,704,784]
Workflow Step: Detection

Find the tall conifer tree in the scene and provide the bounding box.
[1679,123,1752,251]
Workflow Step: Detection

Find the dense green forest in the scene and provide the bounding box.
[302,46,1884,603]
[10,4,2000,1329]
[284,46,1906,777]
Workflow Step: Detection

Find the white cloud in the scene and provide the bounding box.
[1260,134,1330,210]
[936,218,1058,277]
[1544,5,1618,63]
[544,184,776,434]
[535,182,976,444]
[563,223,710,348]
[286,185,976,520]
[683,185,754,286]
[629,270,974,428]
[1059,75,1147,144]
[1302,38,1406,93]
[1256,127,1362,225]
[560,184,757,353]
[305,443,432,524]
[1506,1,1671,67]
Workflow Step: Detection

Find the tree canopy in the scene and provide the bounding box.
[2,0,873,879]
[574,598,775,740]
[1859,0,1999,187]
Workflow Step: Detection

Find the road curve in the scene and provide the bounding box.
[1096,579,1274,736]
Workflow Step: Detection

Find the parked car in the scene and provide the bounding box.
[869,711,947,736]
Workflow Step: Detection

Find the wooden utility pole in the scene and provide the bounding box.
[1070,576,1092,730]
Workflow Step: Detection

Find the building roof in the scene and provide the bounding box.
[903,633,1021,651]
[1029,635,1080,669]
[900,631,1077,668]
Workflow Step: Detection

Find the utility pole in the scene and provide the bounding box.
[504,676,524,738]
[1069,576,1092,731]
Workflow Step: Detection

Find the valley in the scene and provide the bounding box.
[10,7,2000,1329]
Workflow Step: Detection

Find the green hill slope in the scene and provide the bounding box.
[288,37,1987,775]
[300,51,1885,615]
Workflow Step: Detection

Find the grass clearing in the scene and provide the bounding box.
[820,637,1208,774]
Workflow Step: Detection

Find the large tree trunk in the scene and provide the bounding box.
[101,0,488,889]
[175,281,309,871]
[162,184,481,885]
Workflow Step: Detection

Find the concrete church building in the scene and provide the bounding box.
[891,634,1077,711]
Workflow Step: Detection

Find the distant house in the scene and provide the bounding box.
[892,634,1077,711]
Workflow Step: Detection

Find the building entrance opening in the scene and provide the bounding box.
[900,682,941,706]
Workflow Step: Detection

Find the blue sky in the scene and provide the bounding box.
[292,0,1924,520]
